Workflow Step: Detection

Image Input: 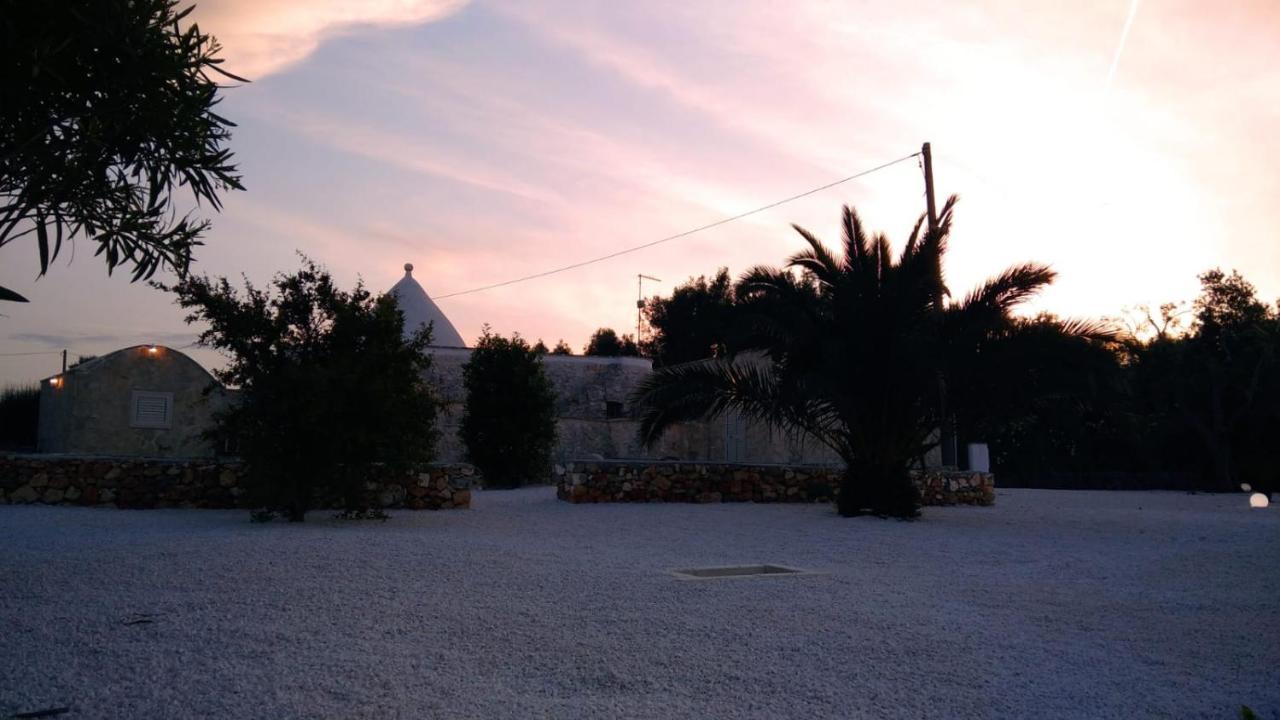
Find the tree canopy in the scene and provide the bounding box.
[583,328,641,357]
[460,329,558,488]
[640,269,736,366]
[162,258,439,520]
[904,267,1279,495]
[1,0,244,301]
[1127,270,1280,492]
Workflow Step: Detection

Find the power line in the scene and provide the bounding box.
[433,151,921,301]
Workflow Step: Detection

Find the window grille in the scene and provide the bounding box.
[130,391,173,429]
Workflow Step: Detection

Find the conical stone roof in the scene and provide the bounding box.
[389,263,466,347]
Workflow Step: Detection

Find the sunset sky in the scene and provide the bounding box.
[2,0,1278,385]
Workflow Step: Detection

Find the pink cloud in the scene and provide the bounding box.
[192,0,468,79]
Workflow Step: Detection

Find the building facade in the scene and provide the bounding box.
[32,264,876,466]
[37,345,232,458]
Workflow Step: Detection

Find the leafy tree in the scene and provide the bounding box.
[162,258,439,521]
[460,328,558,488]
[635,197,1068,518]
[584,327,641,357]
[1195,269,1270,332]
[961,268,1280,493]
[1,0,244,302]
[1130,270,1280,492]
[641,268,736,366]
[551,339,574,356]
[532,339,550,354]
[947,313,1122,480]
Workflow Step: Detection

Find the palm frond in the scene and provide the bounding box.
[957,263,1056,316]
[873,232,893,280]
[901,213,926,260]
[788,225,841,285]
[738,265,793,291]
[1053,316,1119,342]
[0,285,29,302]
[899,194,958,301]
[841,205,874,276]
[632,355,783,446]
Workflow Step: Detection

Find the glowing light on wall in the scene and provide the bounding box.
[1249,493,1270,509]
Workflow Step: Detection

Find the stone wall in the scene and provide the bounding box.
[555,461,994,507]
[0,454,475,510]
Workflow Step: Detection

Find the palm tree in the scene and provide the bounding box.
[633,196,1060,517]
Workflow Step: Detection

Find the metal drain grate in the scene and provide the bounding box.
[671,564,817,580]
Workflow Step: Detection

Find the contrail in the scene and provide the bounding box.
[1105,0,1142,88]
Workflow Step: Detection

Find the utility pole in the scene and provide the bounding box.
[61,348,67,373]
[922,142,958,468]
[922,142,938,233]
[636,274,661,342]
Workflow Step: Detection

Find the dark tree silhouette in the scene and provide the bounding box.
[583,328,641,357]
[161,258,439,521]
[947,313,1120,480]
[0,385,39,451]
[953,269,1280,494]
[1,0,244,302]
[641,268,736,366]
[1129,270,1280,492]
[551,339,574,356]
[634,197,1066,518]
[460,329,558,488]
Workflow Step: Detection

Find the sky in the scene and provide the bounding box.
[2,0,1278,385]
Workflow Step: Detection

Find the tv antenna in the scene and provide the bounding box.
[637,274,662,342]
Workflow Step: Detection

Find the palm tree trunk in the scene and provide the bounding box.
[838,458,921,518]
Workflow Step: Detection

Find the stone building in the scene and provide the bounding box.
[32,264,848,466]
[390,263,839,465]
[37,344,232,458]
[389,263,465,347]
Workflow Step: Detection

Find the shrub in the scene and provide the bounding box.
[0,384,39,451]
[163,258,440,521]
[460,328,557,488]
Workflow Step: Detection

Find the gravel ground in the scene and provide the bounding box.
[2,488,1277,719]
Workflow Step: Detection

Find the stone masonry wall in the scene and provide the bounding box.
[555,461,994,507]
[0,454,475,510]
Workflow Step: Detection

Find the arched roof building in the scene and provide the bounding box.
[37,345,233,458]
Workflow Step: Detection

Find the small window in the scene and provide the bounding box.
[130,390,173,429]
[605,400,624,419]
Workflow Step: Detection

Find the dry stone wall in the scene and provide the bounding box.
[555,461,994,507]
[0,454,474,510]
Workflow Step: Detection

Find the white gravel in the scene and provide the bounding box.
[2,489,1277,719]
